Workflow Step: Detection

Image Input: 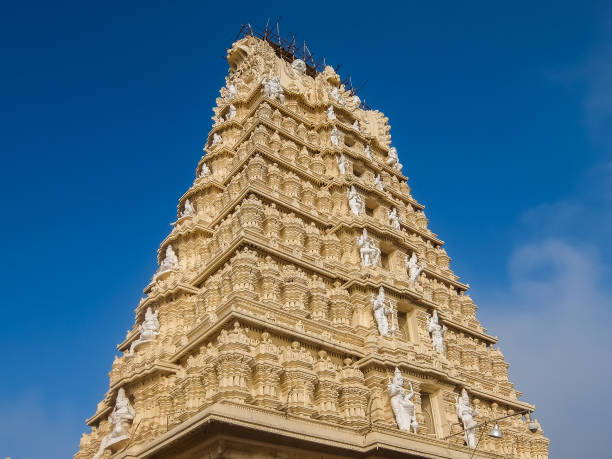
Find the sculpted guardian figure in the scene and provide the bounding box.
[226,84,237,99]
[347,185,364,216]
[387,367,419,434]
[158,245,179,274]
[227,104,236,120]
[386,146,403,171]
[337,154,348,175]
[405,253,424,282]
[331,87,345,105]
[388,207,401,229]
[352,120,360,132]
[262,76,285,103]
[198,163,211,178]
[371,287,396,336]
[374,174,384,191]
[456,389,479,448]
[357,228,381,267]
[330,127,341,146]
[181,199,194,218]
[127,307,160,355]
[363,144,373,160]
[92,387,135,459]
[212,133,222,147]
[327,105,336,120]
[426,309,447,353]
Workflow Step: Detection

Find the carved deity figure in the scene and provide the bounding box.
[291,59,306,74]
[92,388,135,459]
[386,146,403,171]
[337,154,348,175]
[387,367,419,434]
[198,163,211,178]
[181,199,194,218]
[262,76,285,103]
[212,133,222,147]
[364,144,373,160]
[227,104,236,120]
[330,127,340,146]
[158,245,179,274]
[352,120,360,132]
[327,105,336,120]
[371,287,396,336]
[127,307,160,355]
[226,84,237,99]
[331,87,345,105]
[405,253,424,282]
[357,228,381,267]
[347,185,364,216]
[456,389,479,448]
[426,309,447,353]
[388,207,401,230]
[374,174,384,191]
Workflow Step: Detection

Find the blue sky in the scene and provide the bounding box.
[1,2,610,458]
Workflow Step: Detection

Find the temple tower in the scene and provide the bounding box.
[76,27,549,459]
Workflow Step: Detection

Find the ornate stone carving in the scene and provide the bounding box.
[212,133,222,147]
[426,309,447,353]
[331,87,345,105]
[181,199,195,218]
[262,76,285,103]
[330,126,340,146]
[92,388,135,459]
[387,368,418,434]
[126,307,159,356]
[226,84,237,100]
[352,120,360,132]
[357,228,381,267]
[198,162,211,178]
[327,105,335,120]
[347,185,364,216]
[227,104,236,120]
[364,144,373,160]
[386,146,402,172]
[371,287,396,336]
[388,207,400,229]
[373,173,384,191]
[405,252,424,282]
[337,153,348,175]
[291,59,306,74]
[157,245,179,275]
[456,388,479,448]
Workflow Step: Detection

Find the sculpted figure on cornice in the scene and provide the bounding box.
[386,146,403,172]
[198,162,211,179]
[157,245,179,275]
[126,307,160,356]
[357,228,381,267]
[181,199,195,218]
[347,185,364,216]
[330,87,345,106]
[226,36,278,87]
[291,59,306,75]
[374,173,385,191]
[456,388,479,448]
[371,287,396,336]
[262,76,285,103]
[352,120,360,132]
[92,387,135,459]
[337,153,348,175]
[388,207,400,229]
[426,309,447,353]
[388,367,419,434]
[227,104,236,121]
[327,105,336,120]
[330,127,341,147]
[405,253,424,282]
[212,133,222,147]
[363,144,373,160]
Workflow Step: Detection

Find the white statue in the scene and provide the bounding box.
[92,388,135,459]
[127,307,160,355]
[386,147,403,171]
[227,104,236,120]
[291,59,306,74]
[388,367,419,434]
[352,120,360,132]
[212,133,222,147]
[227,84,237,99]
[364,144,373,160]
[158,245,179,274]
[330,127,340,146]
[198,163,211,178]
[405,253,424,282]
[373,174,384,191]
[331,87,345,105]
[337,154,348,175]
[327,105,336,120]
[456,389,479,448]
[181,199,194,218]
[347,185,364,216]
[388,207,401,230]
[426,310,447,353]
[262,76,285,103]
[371,287,396,336]
[357,228,381,267]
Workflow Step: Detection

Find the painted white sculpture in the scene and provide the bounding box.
[337,154,348,175]
[386,147,403,171]
[388,207,401,230]
[291,59,306,74]
[330,127,340,146]
[357,228,381,267]
[352,120,360,132]
[331,87,345,105]
[262,76,285,103]
[227,84,237,99]
[127,307,160,355]
[371,287,396,336]
[227,104,236,120]
[181,199,194,218]
[456,389,479,448]
[347,185,364,216]
[364,144,373,160]
[158,245,179,274]
[374,174,384,191]
[388,367,419,434]
[92,387,135,459]
[405,253,424,282]
[427,310,447,353]
[327,105,336,120]
[212,133,222,147]
[198,163,211,178]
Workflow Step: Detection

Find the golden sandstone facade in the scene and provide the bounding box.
[76,33,549,459]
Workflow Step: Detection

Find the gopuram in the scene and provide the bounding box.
[76,25,549,459]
